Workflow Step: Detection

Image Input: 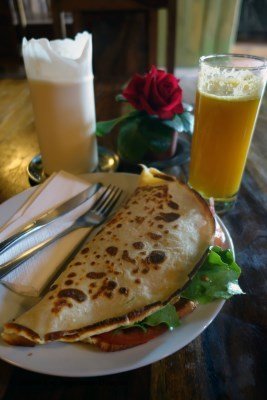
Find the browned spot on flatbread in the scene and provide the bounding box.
[142,267,149,274]
[64,280,73,286]
[135,278,141,284]
[155,212,180,222]
[67,272,76,278]
[51,298,71,314]
[146,250,166,264]
[106,280,117,290]
[122,250,136,264]
[58,288,87,303]
[135,216,145,224]
[87,272,106,279]
[106,246,118,256]
[167,200,179,210]
[147,232,162,240]
[92,279,117,300]
[132,241,144,249]
[119,287,129,296]
[104,291,113,298]
[81,248,89,255]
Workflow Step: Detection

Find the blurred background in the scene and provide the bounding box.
[1,0,266,108]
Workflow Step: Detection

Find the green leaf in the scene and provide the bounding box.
[117,117,148,162]
[162,112,194,134]
[143,304,180,329]
[180,111,194,134]
[162,114,184,131]
[96,116,125,137]
[120,304,180,332]
[181,247,244,304]
[96,111,140,137]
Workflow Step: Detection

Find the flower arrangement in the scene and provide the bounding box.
[96,66,193,163]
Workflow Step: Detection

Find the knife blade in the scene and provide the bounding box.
[0,182,102,255]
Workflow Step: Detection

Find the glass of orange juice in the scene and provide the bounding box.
[188,54,266,213]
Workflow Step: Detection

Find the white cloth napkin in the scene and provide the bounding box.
[0,171,103,297]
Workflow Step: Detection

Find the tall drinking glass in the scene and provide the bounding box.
[22,32,98,176]
[188,54,266,213]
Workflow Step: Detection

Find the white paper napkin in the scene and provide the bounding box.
[22,32,94,82]
[0,171,103,297]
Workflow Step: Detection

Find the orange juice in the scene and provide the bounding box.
[189,90,261,199]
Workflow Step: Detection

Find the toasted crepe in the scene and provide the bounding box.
[2,167,215,346]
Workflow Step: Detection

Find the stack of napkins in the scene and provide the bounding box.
[0,172,103,297]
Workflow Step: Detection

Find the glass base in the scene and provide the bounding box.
[188,183,237,214]
[212,197,237,214]
[27,146,119,185]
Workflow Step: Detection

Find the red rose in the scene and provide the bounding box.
[122,66,184,120]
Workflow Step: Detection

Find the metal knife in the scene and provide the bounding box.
[0,182,102,255]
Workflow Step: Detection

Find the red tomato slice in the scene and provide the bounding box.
[92,300,196,351]
[96,324,168,347]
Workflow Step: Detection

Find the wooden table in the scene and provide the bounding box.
[0,79,266,400]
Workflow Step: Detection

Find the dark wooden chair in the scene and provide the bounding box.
[50,0,176,74]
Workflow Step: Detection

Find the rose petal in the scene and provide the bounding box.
[150,78,167,108]
[123,74,146,108]
[139,95,156,115]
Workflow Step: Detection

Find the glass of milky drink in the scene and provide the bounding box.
[189,54,266,213]
[22,32,98,175]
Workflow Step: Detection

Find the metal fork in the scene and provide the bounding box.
[0,185,123,280]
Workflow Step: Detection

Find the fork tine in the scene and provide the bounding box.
[94,185,117,212]
[89,184,112,211]
[101,189,123,217]
[97,186,120,214]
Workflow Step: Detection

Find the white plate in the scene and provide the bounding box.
[0,172,233,377]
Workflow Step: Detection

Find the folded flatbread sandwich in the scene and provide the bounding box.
[2,167,215,349]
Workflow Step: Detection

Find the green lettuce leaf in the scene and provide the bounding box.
[118,247,243,333]
[120,304,180,332]
[181,246,244,303]
[144,304,180,329]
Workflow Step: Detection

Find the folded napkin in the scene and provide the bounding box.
[0,171,104,297]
